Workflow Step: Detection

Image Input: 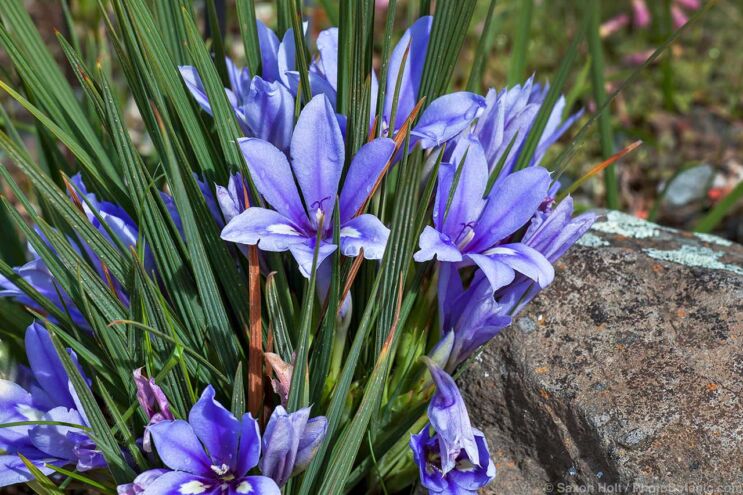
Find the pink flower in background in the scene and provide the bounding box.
[601,0,701,65]
[603,0,701,37]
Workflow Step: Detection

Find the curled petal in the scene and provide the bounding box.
[413,226,462,263]
[221,208,307,253]
[423,359,480,473]
[411,92,486,149]
[288,241,338,279]
[484,243,554,288]
[339,214,390,260]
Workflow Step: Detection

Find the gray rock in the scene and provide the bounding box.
[460,211,743,494]
[661,164,714,208]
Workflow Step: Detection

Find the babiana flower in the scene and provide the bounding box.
[127,386,280,495]
[414,135,555,292]
[468,76,583,181]
[410,360,495,494]
[0,174,139,330]
[221,94,394,277]
[0,323,104,486]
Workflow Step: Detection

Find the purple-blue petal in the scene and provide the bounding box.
[259,406,309,486]
[28,406,86,462]
[384,16,432,132]
[294,415,327,474]
[188,386,241,470]
[256,21,281,82]
[288,240,338,279]
[464,254,515,293]
[290,95,344,222]
[424,360,480,471]
[237,138,306,224]
[25,323,77,410]
[235,413,261,477]
[485,243,554,288]
[140,471,216,495]
[148,420,211,475]
[437,135,489,239]
[284,71,338,109]
[339,138,395,223]
[413,226,462,263]
[316,28,339,91]
[230,476,281,495]
[242,77,294,152]
[469,167,551,252]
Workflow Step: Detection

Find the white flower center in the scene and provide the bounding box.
[210,464,230,476]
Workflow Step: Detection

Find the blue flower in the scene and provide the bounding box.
[0,174,142,330]
[312,17,486,149]
[469,76,583,180]
[221,94,394,277]
[410,360,495,494]
[179,21,302,152]
[259,406,327,486]
[135,386,280,495]
[0,322,104,487]
[413,135,555,292]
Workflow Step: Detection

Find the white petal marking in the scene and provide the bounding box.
[340,226,361,239]
[236,480,254,493]
[179,480,210,494]
[266,224,301,235]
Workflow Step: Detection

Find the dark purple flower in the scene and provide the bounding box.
[413,135,555,292]
[259,406,327,486]
[141,386,279,495]
[221,94,394,277]
[0,323,104,487]
[433,265,511,372]
[410,360,495,494]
